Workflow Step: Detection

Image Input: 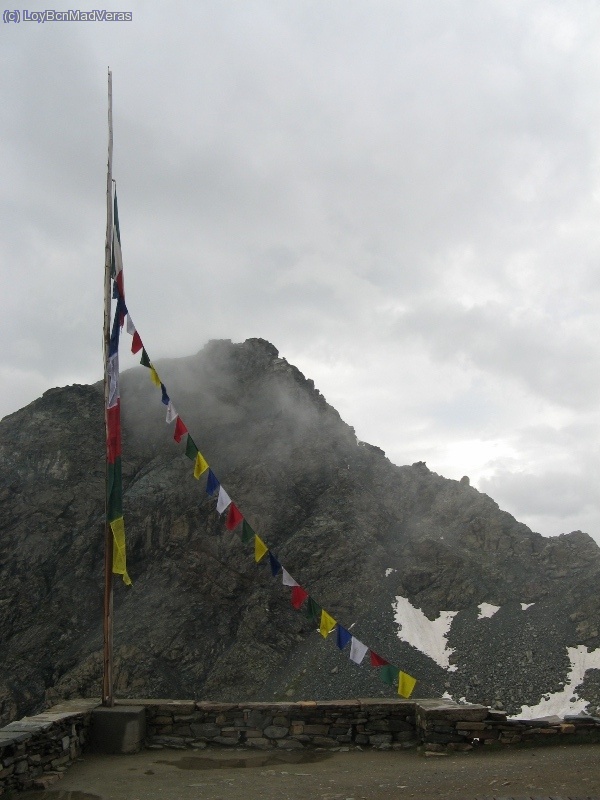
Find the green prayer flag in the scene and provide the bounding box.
[380,664,400,686]
[305,597,321,622]
[242,519,255,544]
[185,435,199,461]
[140,348,151,368]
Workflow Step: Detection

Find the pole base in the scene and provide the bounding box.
[90,705,146,754]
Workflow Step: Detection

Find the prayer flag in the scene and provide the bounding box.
[291,585,308,609]
[160,383,170,406]
[398,671,417,699]
[140,348,151,368]
[165,401,177,424]
[131,330,143,354]
[185,434,198,459]
[216,485,231,514]
[369,651,389,667]
[380,664,400,686]
[305,597,321,623]
[149,366,161,388]
[282,568,298,587]
[126,314,135,336]
[194,451,209,479]
[319,610,336,638]
[268,551,281,577]
[174,417,188,443]
[110,516,131,586]
[241,519,254,544]
[350,638,368,665]
[255,535,268,563]
[206,469,220,496]
[226,503,243,531]
[111,191,125,302]
[336,625,352,650]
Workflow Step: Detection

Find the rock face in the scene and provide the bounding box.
[1,337,600,725]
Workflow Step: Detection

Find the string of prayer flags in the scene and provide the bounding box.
[106,194,130,586]
[291,585,308,609]
[194,452,209,479]
[370,651,389,667]
[336,625,352,650]
[398,671,417,699]
[226,503,243,531]
[118,293,419,698]
[174,417,188,443]
[350,638,368,665]
[206,469,220,497]
[255,535,268,563]
[319,610,336,638]
[216,486,231,514]
[282,569,298,587]
[241,519,255,545]
[305,597,321,623]
[268,551,281,577]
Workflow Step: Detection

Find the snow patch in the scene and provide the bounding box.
[477,603,500,620]
[521,603,535,611]
[393,596,458,670]
[514,645,600,719]
[385,568,396,577]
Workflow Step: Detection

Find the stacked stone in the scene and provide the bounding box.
[0,700,96,794]
[417,701,600,753]
[145,699,419,750]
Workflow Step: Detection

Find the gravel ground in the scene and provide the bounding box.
[17,744,600,800]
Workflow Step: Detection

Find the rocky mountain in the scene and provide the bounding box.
[1,337,600,727]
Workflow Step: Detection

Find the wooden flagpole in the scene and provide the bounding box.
[102,67,115,707]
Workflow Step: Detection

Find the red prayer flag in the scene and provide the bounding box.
[106,401,122,462]
[225,503,243,531]
[291,585,308,609]
[369,651,389,667]
[131,330,143,354]
[173,417,188,444]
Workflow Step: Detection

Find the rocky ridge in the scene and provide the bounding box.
[1,337,600,725]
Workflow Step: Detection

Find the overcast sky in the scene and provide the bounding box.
[2,1,600,543]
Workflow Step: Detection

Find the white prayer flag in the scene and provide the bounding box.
[282,569,298,587]
[107,353,119,409]
[216,486,232,514]
[126,313,135,336]
[349,637,368,665]
[165,401,178,424]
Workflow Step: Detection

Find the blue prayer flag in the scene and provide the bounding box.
[206,468,220,497]
[268,552,281,577]
[160,383,170,406]
[336,625,352,650]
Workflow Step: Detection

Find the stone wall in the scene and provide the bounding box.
[0,699,97,794]
[141,698,418,751]
[415,701,600,753]
[2,696,600,794]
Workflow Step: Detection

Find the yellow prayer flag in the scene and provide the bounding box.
[193,451,209,479]
[149,366,161,388]
[110,516,132,586]
[319,610,336,638]
[398,671,417,699]
[254,535,268,563]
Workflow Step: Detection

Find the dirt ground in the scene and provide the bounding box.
[18,744,600,800]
